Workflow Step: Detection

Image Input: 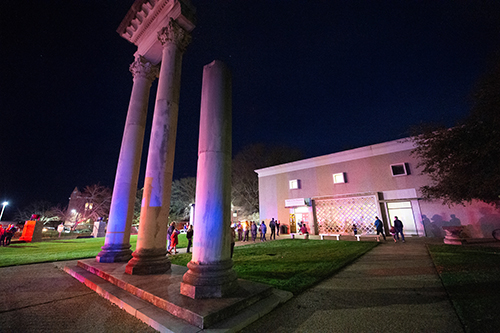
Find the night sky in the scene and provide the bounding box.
[1,1,499,220]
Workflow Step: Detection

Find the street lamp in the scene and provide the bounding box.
[0,201,8,221]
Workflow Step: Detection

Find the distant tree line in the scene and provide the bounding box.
[16,144,304,227]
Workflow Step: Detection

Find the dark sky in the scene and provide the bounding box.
[1,1,499,220]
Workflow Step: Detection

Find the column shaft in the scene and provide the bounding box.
[97,56,157,263]
[181,60,238,298]
[126,20,190,275]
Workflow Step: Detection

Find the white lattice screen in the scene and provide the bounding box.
[315,195,378,234]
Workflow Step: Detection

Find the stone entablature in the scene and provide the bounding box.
[117,0,196,64]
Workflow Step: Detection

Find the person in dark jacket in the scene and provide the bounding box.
[269,218,276,240]
[167,222,175,252]
[394,216,405,242]
[186,225,193,253]
[374,217,386,241]
[260,221,267,242]
[251,221,258,242]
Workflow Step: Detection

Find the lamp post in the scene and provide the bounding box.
[0,202,8,221]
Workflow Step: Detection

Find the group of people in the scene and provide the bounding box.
[233,218,281,243]
[374,216,405,242]
[166,222,194,255]
[0,224,17,246]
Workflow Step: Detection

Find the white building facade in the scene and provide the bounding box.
[256,139,500,239]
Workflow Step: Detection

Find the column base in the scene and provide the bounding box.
[125,248,171,275]
[181,260,238,299]
[96,244,133,263]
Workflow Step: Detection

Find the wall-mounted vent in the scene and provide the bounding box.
[391,163,410,176]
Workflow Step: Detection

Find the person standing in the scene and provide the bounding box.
[167,222,175,252]
[230,226,236,258]
[186,225,193,253]
[57,223,64,238]
[243,221,249,242]
[269,218,276,240]
[237,222,243,241]
[260,221,267,242]
[276,220,280,236]
[169,228,180,254]
[394,216,405,242]
[0,225,5,246]
[374,217,386,241]
[5,225,17,246]
[251,221,257,242]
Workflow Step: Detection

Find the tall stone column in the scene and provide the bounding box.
[96,55,158,263]
[181,61,238,299]
[126,19,191,275]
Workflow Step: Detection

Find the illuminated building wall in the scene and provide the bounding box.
[256,139,500,239]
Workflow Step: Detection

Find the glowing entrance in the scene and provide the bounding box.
[386,201,418,236]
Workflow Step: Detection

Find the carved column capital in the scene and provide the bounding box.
[157,18,191,52]
[129,55,159,82]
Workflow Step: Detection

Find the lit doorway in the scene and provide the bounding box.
[386,201,418,236]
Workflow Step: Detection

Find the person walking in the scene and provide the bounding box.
[260,221,267,242]
[374,216,386,241]
[394,216,405,242]
[269,218,276,240]
[251,221,257,242]
[186,225,193,253]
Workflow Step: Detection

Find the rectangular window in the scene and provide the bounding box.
[333,172,346,184]
[390,163,409,176]
[289,179,300,189]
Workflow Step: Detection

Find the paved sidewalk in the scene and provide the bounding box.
[242,237,464,332]
[0,237,465,332]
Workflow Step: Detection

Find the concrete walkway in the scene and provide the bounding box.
[0,237,466,332]
[242,237,464,332]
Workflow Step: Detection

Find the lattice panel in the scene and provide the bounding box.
[315,196,378,234]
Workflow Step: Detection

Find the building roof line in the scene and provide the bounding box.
[255,138,415,177]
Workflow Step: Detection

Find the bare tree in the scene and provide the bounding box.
[14,201,60,225]
[232,144,303,218]
[71,184,112,225]
[169,177,196,221]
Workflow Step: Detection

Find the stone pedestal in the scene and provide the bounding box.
[181,61,238,298]
[443,226,466,245]
[19,220,44,242]
[92,221,107,238]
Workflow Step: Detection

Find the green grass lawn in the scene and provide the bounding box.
[170,239,377,294]
[1,236,377,295]
[427,244,500,332]
[0,235,188,267]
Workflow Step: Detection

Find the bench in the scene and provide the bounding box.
[355,234,380,242]
[290,233,309,239]
[319,234,341,241]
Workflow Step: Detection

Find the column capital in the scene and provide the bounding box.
[157,18,191,52]
[129,55,159,82]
